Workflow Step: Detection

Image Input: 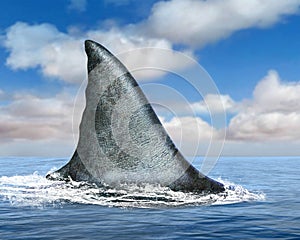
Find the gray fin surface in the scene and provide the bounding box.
[46,40,224,193]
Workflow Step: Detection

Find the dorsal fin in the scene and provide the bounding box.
[47,40,224,193]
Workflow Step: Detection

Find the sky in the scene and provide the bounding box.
[0,0,300,157]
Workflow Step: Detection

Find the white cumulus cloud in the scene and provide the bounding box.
[191,94,237,114]
[3,22,196,83]
[161,116,225,156]
[227,70,300,141]
[0,91,78,141]
[162,116,217,141]
[4,22,86,84]
[139,0,300,47]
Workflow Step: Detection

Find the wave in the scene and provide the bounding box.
[0,171,265,209]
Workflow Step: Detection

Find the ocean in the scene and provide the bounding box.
[0,156,299,239]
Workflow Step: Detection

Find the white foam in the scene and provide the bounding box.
[0,173,265,208]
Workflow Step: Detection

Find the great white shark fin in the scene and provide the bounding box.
[47,40,224,194]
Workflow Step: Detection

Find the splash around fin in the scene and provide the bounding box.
[46,40,224,194]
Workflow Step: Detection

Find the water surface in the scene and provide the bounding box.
[0,157,299,239]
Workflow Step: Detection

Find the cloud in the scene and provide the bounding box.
[3,22,196,83]
[3,1,300,84]
[3,22,86,84]
[146,92,237,119]
[253,70,300,113]
[227,70,300,141]
[67,0,87,12]
[162,116,215,151]
[0,91,78,141]
[160,116,226,157]
[162,116,218,141]
[0,88,85,156]
[138,0,300,47]
[191,94,237,114]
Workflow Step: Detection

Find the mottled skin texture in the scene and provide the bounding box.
[47,40,224,194]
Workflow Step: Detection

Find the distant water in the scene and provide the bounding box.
[0,157,299,239]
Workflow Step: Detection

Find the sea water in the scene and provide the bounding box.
[0,157,299,239]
